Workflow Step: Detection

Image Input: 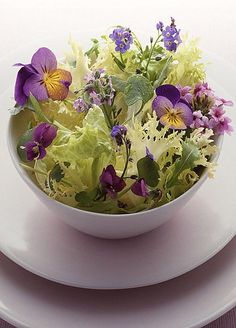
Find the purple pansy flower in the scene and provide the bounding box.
[99,165,126,198]
[131,178,149,197]
[109,27,133,54]
[14,47,72,106]
[24,123,57,161]
[152,84,193,129]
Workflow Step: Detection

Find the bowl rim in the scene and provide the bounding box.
[7,114,224,218]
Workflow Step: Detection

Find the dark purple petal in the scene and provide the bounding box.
[131,179,149,197]
[155,84,180,106]
[31,47,57,74]
[23,73,48,101]
[25,141,39,161]
[100,165,126,197]
[14,66,33,106]
[37,145,47,159]
[174,102,193,126]
[152,96,172,117]
[33,123,57,147]
[100,168,113,186]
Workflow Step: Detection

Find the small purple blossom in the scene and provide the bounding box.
[152,84,193,129]
[73,98,89,113]
[162,18,182,52]
[24,123,57,161]
[215,97,234,107]
[176,85,193,103]
[146,147,154,161]
[193,82,213,98]
[156,21,164,31]
[109,27,133,54]
[210,106,225,121]
[131,178,149,198]
[99,165,126,198]
[89,91,102,106]
[111,125,127,146]
[212,116,233,135]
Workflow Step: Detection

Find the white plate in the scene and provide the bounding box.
[1,237,236,328]
[0,48,236,289]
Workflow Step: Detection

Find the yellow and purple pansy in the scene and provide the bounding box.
[14,47,72,106]
[152,84,193,129]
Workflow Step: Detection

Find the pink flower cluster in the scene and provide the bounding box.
[178,83,233,135]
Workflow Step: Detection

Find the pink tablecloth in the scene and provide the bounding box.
[1,307,236,328]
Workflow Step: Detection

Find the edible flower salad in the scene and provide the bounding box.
[11,18,233,214]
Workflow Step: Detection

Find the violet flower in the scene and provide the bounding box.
[111,125,127,146]
[14,47,72,106]
[99,165,126,198]
[152,84,193,129]
[73,98,89,113]
[213,116,233,135]
[131,178,149,197]
[109,27,133,54]
[24,123,57,161]
[176,85,193,103]
[162,18,182,52]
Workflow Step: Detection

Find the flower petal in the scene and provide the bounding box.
[45,69,72,101]
[152,96,173,117]
[23,73,48,101]
[155,84,180,106]
[33,123,57,148]
[31,47,57,74]
[174,102,193,126]
[160,114,186,129]
[14,66,33,106]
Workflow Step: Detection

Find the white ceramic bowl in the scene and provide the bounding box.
[8,110,223,239]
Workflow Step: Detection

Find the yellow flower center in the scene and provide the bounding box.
[161,108,186,129]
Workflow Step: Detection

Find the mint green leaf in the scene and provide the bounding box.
[124,75,153,107]
[17,129,33,162]
[137,156,160,187]
[111,76,127,93]
[75,188,98,206]
[166,142,200,188]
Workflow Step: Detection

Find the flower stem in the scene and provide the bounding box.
[145,34,162,72]
[121,137,130,178]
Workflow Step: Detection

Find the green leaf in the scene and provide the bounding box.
[29,94,51,123]
[49,163,65,182]
[137,156,160,187]
[111,76,127,93]
[166,142,200,188]
[17,129,33,162]
[124,75,153,107]
[85,38,99,58]
[75,188,99,206]
[111,54,126,71]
